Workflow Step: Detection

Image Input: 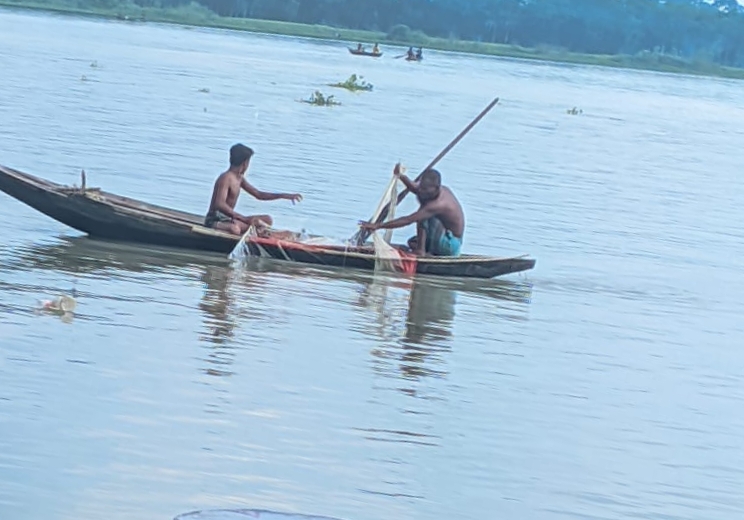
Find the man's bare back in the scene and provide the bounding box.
[418,186,465,238]
[205,143,302,236]
[208,171,241,213]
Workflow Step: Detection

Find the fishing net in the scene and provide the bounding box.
[368,171,417,275]
[228,224,258,262]
[229,223,349,264]
[228,170,416,275]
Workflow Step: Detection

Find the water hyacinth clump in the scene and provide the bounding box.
[329,74,373,92]
[301,90,341,106]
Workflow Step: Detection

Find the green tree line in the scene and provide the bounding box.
[34,0,744,67]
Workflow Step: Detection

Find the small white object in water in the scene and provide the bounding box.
[40,295,76,313]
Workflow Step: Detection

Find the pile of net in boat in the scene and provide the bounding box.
[228,224,350,263]
[229,172,416,275]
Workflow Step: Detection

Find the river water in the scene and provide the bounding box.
[1,8,743,520]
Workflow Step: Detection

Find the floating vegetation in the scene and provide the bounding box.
[567,107,583,115]
[301,90,341,106]
[329,74,373,92]
[198,87,210,93]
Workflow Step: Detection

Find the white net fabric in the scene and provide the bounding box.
[228,225,258,262]
[228,170,417,275]
[368,172,414,274]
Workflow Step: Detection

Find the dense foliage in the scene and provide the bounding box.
[114,0,744,66]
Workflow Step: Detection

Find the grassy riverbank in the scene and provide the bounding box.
[3,0,744,80]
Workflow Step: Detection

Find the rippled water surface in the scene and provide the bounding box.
[1,8,743,520]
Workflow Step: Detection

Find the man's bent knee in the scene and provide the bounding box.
[213,220,240,235]
[257,215,273,227]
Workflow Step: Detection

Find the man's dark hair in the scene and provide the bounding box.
[420,168,441,186]
[229,143,254,167]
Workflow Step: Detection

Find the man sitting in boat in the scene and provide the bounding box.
[359,164,464,257]
[356,43,364,52]
[416,47,423,60]
[372,43,380,54]
[204,143,302,235]
[406,47,415,59]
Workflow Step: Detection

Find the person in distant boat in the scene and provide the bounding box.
[407,46,415,59]
[359,164,464,257]
[416,47,423,60]
[372,43,380,54]
[356,43,364,52]
[204,143,302,235]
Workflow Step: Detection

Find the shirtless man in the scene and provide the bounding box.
[204,143,302,235]
[359,164,465,257]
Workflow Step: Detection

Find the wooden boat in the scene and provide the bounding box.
[348,47,382,57]
[0,164,536,279]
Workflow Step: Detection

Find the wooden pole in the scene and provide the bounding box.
[353,96,500,245]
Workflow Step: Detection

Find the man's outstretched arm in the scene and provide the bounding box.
[360,205,436,231]
[242,179,302,203]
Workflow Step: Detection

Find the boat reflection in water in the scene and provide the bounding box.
[6,235,228,276]
[198,265,239,376]
[10,236,532,388]
[352,271,533,389]
[7,235,258,378]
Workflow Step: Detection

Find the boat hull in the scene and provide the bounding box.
[0,164,536,279]
[0,164,238,253]
[245,237,536,279]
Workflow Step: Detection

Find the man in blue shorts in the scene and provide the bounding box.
[360,164,465,257]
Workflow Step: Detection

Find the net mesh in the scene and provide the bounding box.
[369,171,417,275]
[229,170,417,275]
[228,225,257,262]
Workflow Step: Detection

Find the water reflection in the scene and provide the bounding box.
[198,265,238,377]
[226,259,532,391]
[199,265,236,346]
[404,278,458,345]
[8,236,255,378]
[353,273,534,389]
[2,236,227,324]
[400,279,458,382]
[9,236,533,389]
[349,274,533,467]
[195,263,277,378]
[4,235,227,276]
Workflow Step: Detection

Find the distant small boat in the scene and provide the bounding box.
[348,47,382,58]
[406,55,423,62]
